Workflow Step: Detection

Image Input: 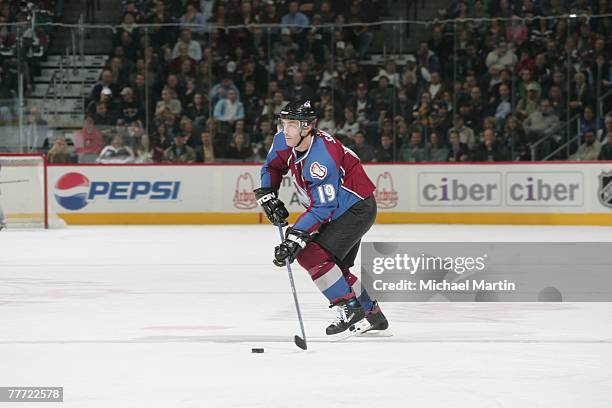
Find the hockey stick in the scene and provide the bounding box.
[277,224,307,350]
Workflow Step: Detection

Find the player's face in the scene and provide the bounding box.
[281,119,307,147]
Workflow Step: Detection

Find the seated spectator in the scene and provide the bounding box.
[471,129,510,162]
[163,134,196,163]
[47,138,75,164]
[118,87,142,124]
[493,83,512,126]
[209,77,240,106]
[598,132,612,160]
[172,29,202,61]
[180,5,206,36]
[88,69,118,106]
[401,131,428,162]
[447,130,470,162]
[225,132,253,161]
[195,131,217,163]
[369,76,394,113]
[213,89,245,124]
[449,116,476,150]
[262,91,288,120]
[579,106,602,136]
[317,106,336,134]
[336,107,360,141]
[571,130,601,161]
[485,40,517,70]
[73,116,104,162]
[287,71,315,102]
[516,83,541,119]
[598,116,612,142]
[427,132,450,162]
[374,134,394,162]
[523,99,560,141]
[155,87,182,117]
[350,131,375,162]
[134,135,164,163]
[168,42,197,75]
[253,134,275,163]
[281,1,309,31]
[373,60,401,89]
[185,93,208,124]
[97,133,135,163]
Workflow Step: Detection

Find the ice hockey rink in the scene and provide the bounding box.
[1,224,611,408]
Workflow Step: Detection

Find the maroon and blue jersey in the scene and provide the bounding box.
[260,129,376,233]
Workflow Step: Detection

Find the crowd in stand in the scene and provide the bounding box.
[0,0,57,125]
[39,0,612,163]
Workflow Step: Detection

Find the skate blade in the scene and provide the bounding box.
[356,330,393,338]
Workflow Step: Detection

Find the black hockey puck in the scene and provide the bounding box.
[251,348,264,353]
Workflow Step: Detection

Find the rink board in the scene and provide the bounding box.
[46,162,612,225]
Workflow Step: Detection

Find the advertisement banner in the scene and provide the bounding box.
[47,162,612,225]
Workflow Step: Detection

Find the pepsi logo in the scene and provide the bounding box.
[55,172,90,210]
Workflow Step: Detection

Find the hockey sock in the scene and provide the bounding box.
[340,266,374,312]
[296,242,352,302]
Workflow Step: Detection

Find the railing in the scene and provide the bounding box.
[530,115,580,161]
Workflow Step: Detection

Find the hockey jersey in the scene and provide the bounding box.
[260,129,376,233]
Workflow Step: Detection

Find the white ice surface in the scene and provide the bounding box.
[1,224,612,408]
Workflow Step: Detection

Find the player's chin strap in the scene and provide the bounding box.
[294,123,313,149]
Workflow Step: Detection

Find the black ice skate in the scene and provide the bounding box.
[364,301,389,332]
[326,297,366,335]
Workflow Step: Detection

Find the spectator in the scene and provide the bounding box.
[172,29,202,61]
[97,133,135,163]
[598,132,612,160]
[523,99,560,141]
[337,107,360,140]
[155,87,182,117]
[449,116,476,150]
[73,116,104,162]
[493,83,512,125]
[168,43,197,75]
[88,69,117,106]
[571,130,601,161]
[287,71,315,102]
[134,135,164,163]
[281,1,309,30]
[195,131,217,163]
[47,138,75,164]
[118,87,142,124]
[417,41,441,80]
[209,77,240,106]
[485,40,517,70]
[163,134,196,163]
[180,5,206,35]
[350,131,375,163]
[471,129,510,162]
[225,132,253,161]
[598,116,612,142]
[24,107,49,152]
[317,106,336,134]
[213,89,245,124]
[579,106,602,136]
[253,134,274,162]
[447,130,470,162]
[516,83,541,119]
[427,132,450,162]
[374,134,394,162]
[401,131,428,162]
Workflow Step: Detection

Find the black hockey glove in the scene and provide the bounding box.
[273,227,311,267]
[254,187,289,226]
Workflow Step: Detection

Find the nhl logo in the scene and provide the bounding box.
[233,173,258,209]
[598,171,612,209]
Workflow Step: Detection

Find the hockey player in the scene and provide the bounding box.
[254,99,388,335]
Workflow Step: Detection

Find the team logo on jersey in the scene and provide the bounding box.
[310,162,327,180]
[374,172,399,209]
[598,171,612,209]
[233,173,258,209]
[55,172,91,210]
[54,172,180,211]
